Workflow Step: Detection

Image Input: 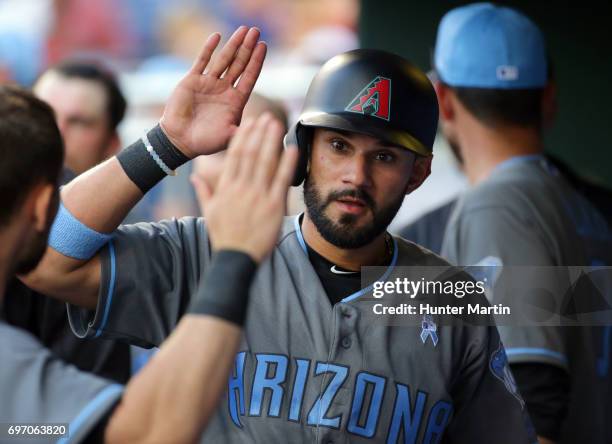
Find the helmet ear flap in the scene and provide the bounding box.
[284,123,312,186]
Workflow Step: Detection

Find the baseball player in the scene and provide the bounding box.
[33,61,126,176]
[1,29,296,443]
[25,27,536,442]
[2,61,131,385]
[432,4,612,443]
[397,56,612,257]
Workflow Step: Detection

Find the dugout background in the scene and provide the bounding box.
[359,0,612,189]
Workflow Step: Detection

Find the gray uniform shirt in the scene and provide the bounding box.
[68,216,535,443]
[0,320,122,444]
[441,155,612,443]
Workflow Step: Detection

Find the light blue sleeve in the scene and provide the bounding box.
[0,321,123,443]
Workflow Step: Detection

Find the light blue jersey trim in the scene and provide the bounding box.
[58,383,123,444]
[506,347,568,366]
[293,214,399,303]
[492,154,545,174]
[342,237,398,303]
[94,241,116,338]
[294,214,308,254]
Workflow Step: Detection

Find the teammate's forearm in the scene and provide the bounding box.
[62,157,143,233]
[62,124,190,233]
[105,316,241,444]
[21,251,100,309]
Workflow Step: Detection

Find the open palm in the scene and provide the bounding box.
[160,27,267,159]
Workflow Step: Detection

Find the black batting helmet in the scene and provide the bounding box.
[285,49,438,186]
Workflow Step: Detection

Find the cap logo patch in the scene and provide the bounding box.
[496,65,519,81]
[345,76,391,121]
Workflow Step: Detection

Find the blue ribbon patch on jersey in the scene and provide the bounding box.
[490,343,525,408]
[420,314,438,347]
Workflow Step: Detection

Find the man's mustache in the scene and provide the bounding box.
[325,188,376,211]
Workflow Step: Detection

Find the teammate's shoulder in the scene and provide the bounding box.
[175,216,206,232]
[460,162,557,213]
[393,235,452,266]
[460,179,524,210]
[0,320,49,355]
[119,215,205,231]
[116,216,209,248]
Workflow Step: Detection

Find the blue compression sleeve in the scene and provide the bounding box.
[48,202,114,260]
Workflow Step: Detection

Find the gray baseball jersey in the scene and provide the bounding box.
[67,215,536,443]
[441,154,612,442]
[0,320,122,444]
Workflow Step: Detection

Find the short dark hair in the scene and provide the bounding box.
[449,85,544,129]
[0,85,64,226]
[48,61,127,131]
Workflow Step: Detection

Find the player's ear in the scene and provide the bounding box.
[31,182,59,233]
[434,82,454,123]
[404,155,432,195]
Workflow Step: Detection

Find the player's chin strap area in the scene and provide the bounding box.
[292,213,399,303]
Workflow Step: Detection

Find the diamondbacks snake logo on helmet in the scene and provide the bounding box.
[345,76,392,121]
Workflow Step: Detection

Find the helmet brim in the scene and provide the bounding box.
[299,111,432,157]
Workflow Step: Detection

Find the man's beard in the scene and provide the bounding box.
[14,230,49,275]
[303,176,405,249]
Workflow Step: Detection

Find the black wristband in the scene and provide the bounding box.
[188,250,258,326]
[116,124,190,194]
[148,124,190,170]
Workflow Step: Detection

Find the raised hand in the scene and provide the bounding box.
[191,114,298,263]
[160,26,267,159]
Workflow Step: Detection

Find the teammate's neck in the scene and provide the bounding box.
[0,232,13,300]
[457,115,544,185]
[301,214,388,271]
[0,222,29,300]
[0,266,5,301]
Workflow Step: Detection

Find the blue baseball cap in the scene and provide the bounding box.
[434,3,547,89]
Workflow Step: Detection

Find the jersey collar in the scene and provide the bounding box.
[292,213,399,303]
[491,153,546,174]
